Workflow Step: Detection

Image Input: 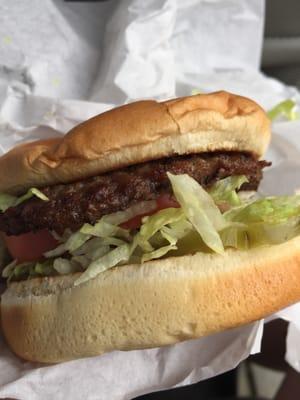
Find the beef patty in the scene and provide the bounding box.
[0,152,270,236]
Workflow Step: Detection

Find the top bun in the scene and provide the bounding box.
[0,91,270,194]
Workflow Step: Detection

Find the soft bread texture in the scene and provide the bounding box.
[0,91,270,194]
[2,236,300,363]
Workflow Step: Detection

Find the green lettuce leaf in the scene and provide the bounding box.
[141,244,177,263]
[0,188,49,212]
[80,221,126,238]
[225,195,300,224]
[167,173,225,253]
[162,219,193,241]
[267,99,299,121]
[101,201,156,225]
[219,225,249,250]
[44,230,92,258]
[243,218,300,246]
[221,194,300,249]
[209,175,249,207]
[53,258,78,275]
[130,207,184,254]
[15,188,49,205]
[0,194,18,213]
[83,245,111,262]
[12,263,34,280]
[3,259,56,281]
[139,208,184,241]
[34,259,55,276]
[138,214,191,262]
[64,231,91,253]
[71,255,90,269]
[2,259,18,278]
[74,244,131,286]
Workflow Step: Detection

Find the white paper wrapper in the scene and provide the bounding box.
[1,0,300,399]
[0,322,264,400]
[0,0,264,105]
[263,121,300,374]
[0,0,113,100]
[90,0,265,104]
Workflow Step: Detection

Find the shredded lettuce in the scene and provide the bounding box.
[139,208,184,242]
[219,225,249,250]
[2,259,17,278]
[34,259,54,276]
[15,188,49,205]
[267,99,299,121]
[53,258,78,275]
[101,201,157,225]
[246,219,300,246]
[0,194,18,213]
[44,231,92,257]
[133,209,187,262]
[80,221,130,241]
[43,243,66,258]
[209,176,249,207]
[71,255,90,269]
[167,173,225,254]
[64,231,91,253]
[225,195,300,224]
[141,244,177,263]
[4,173,300,286]
[3,259,55,281]
[161,219,193,243]
[72,238,108,256]
[83,244,111,262]
[0,188,49,212]
[75,244,131,286]
[12,263,34,280]
[127,208,184,258]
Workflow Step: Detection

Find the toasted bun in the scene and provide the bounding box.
[2,236,300,363]
[0,91,270,194]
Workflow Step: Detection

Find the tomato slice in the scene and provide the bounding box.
[120,195,179,230]
[155,194,179,210]
[3,229,58,262]
[120,214,148,230]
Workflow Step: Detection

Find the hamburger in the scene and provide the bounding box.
[1,91,300,363]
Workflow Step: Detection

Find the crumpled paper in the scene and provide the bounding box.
[0,0,112,100]
[90,0,265,104]
[1,0,300,399]
[0,0,265,105]
[0,322,263,400]
[262,120,300,374]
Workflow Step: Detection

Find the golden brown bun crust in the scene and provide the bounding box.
[2,236,300,363]
[0,91,270,194]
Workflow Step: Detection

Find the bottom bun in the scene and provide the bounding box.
[2,236,300,363]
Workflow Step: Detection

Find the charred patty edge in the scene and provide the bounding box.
[0,152,271,236]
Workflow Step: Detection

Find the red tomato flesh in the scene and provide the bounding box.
[3,229,58,262]
[120,195,179,230]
